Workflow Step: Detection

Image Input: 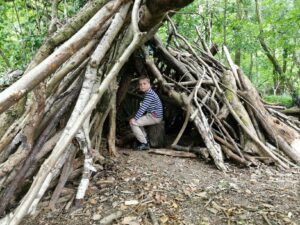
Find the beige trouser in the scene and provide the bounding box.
[130,113,162,144]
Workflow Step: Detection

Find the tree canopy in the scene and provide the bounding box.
[159,0,300,101]
[1,0,299,102]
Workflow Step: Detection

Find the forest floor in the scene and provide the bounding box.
[23,148,300,225]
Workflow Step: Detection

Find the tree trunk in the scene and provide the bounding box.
[255,0,285,92]
[234,0,242,66]
[223,0,227,46]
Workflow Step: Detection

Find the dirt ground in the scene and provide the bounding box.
[23,148,300,225]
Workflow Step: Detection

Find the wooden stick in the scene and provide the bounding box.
[222,146,250,166]
[223,45,241,88]
[48,145,77,210]
[149,149,197,158]
[171,92,192,146]
[148,208,159,225]
[108,78,119,157]
[99,211,123,225]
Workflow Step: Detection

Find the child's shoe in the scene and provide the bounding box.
[136,142,150,151]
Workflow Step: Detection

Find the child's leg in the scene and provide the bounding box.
[140,126,147,139]
[130,114,161,144]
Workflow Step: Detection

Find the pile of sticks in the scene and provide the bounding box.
[0,0,298,224]
[139,18,300,171]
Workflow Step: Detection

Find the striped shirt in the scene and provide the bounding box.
[134,88,163,120]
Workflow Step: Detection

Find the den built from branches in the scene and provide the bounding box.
[0,0,299,224]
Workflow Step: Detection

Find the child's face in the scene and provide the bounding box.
[138,79,151,92]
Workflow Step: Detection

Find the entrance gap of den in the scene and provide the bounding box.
[115,72,206,153]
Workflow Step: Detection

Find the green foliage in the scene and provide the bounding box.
[0,0,83,76]
[263,95,293,108]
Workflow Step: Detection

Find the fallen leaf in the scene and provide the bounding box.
[172,202,178,209]
[229,183,239,190]
[261,203,274,208]
[195,191,207,198]
[245,189,251,194]
[92,214,101,221]
[154,193,162,204]
[89,198,97,205]
[122,216,139,225]
[206,207,218,214]
[160,215,169,224]
[125,200,139,206]
[112,201,119,208]
[283,217,292,223]
[211,201,226,211]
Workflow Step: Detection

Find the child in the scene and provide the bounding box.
[130,76,163,150]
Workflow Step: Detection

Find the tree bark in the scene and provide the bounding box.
[222,70,263,156]
[234,0,242,66]
[238,69,300,163]
[139,0,193,31]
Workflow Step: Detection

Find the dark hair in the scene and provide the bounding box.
[138,76,150,83]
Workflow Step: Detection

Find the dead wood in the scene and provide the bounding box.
[222,70,262,156]
[238,69,300,163]
[108,78,118,157]
[281,107,300,120]
[0,0,299,224]
[171,144,209,158]
[0,85,80,216]
[149,149,197,158]
[99,210,123,225]
[147,121,166,148]
[48,145,77,210]
[147,208,159,225]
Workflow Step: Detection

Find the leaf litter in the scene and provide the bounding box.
[24,149,300,225]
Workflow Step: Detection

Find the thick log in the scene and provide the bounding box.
[48,145,77,210]
[282,108,300,120]
[151,36,195,81]
[238,69,300,163]
[147,121,166,148]
[222,146,251,166]
[46,38,100,96]
[139,0,194,31]
[222,70,263,156]
[0,97,26,140]
[172,145,210,159]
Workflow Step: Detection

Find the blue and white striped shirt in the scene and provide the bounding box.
[134,88,163,120]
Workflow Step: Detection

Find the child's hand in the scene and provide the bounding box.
[129,118,137,125]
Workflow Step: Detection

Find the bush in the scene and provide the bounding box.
[263,95,293,108]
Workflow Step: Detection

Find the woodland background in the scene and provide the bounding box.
[0,0,299,106]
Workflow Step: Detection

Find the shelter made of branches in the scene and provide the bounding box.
[0,0,299,224]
